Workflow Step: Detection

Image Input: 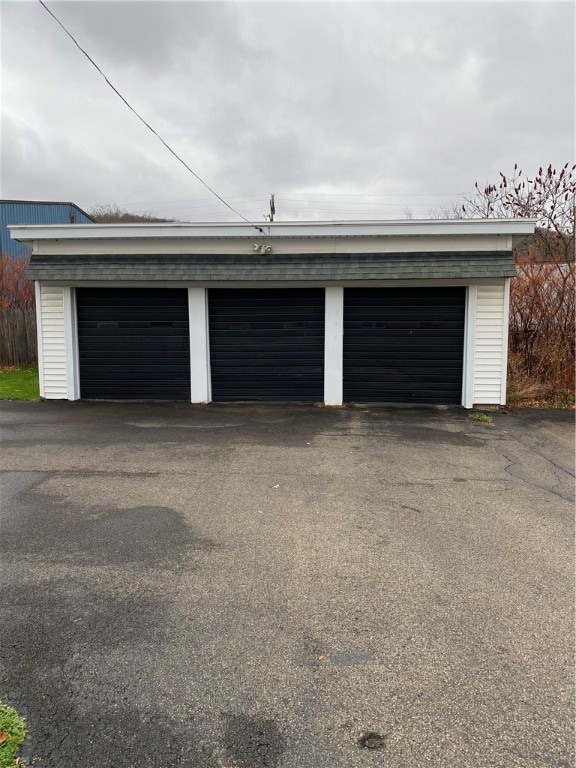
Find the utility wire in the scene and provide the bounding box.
[116,192,468,206]
[274,192,471,198]
[37,0,267,235]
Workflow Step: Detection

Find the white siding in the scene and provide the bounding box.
[473,282,507,405]
[38,285,68,399]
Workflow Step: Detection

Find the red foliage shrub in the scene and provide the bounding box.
[0,256,35,310]
[509,254,575,400]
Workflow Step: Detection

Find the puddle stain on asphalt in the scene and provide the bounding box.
[330,651,373,666]
[0,580,221,767]
[390,426,484,447]
[223,714,286,768]
[0,500,219,567]
[0,470,47,506]
[357,731,387,750]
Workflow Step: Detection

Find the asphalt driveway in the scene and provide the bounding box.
[0,402,573,768]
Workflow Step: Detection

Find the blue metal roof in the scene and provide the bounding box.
[1,200,94,258]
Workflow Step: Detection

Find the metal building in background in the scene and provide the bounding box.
[0,200,94,259]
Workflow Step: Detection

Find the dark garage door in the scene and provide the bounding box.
[209,289,325,402]
[344,287,465,404]
[77,288,190,399]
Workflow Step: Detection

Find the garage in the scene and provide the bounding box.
[209,288,325,402]
[343,287,466,404]
[77,288,190,400]
[14,218,532,407]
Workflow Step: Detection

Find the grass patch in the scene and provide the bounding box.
[0,366,40,401]
[469,411,493,424]
[507,391,575,409]
[507,361,575,409]
[0,701,26,767]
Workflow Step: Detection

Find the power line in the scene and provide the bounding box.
[276,201,441,208]
[114,192,469,207]
[115,196,270,207]
[37,0,267,236]
[274,192,471,198]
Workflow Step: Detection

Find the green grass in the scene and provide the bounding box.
[0,702,26,768]
[0,366,40,401]
[469,411,493,424]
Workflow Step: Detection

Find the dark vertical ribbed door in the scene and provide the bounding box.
[344,287,465,404]
[77,288,190,399]
[209,289,324,401]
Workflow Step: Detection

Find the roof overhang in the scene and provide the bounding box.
[9,218,537,243]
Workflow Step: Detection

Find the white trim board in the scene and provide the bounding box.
[324,287,344,405]
[462,286,478,408]
[34,281,45,398]
[188,288,211,403]
[34,278,509,289]
[63,287,80,400]
[10,218,537,244]
[500,278,511,405]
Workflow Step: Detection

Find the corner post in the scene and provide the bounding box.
[188,287,211,403]
[462,285,477,409]
[324,287,344,405]
[63,286,80,400]
[500,278,511,405]
[34,281,45,398]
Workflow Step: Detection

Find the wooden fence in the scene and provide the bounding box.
[0,309,38,366]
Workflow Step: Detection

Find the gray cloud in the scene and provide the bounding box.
[1,1,573,222]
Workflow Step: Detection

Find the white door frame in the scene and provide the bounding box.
[188,287,212,403]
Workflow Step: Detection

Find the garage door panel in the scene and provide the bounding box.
[345,332,463,341]
[345,365,464,376]
[213,367,324,377]
[80,332,189,342]
[346,381,464,392]
[209,343,323,354]
[346,348,464,358]
[344,287,465,404]
[209,329,324,339]
[210,326,325,334]
[345,344,463,354]
[78,351,191,362]
[77,288,190,400]
[210,349,323,360]
[345,322,464,330]
[78,292,179,305]
[81,364,189,375]
[77,306,188,316]
[209,289,324,402]
[78,323,189,332]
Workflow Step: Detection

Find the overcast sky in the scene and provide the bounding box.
[1,0,574,222]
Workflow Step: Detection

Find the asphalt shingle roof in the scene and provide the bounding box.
[27,251,516,282]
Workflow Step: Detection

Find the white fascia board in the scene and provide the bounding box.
[34,282,45,398]
[8,218,538,243]
[36,278,509,289]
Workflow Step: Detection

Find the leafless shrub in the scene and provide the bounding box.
[0,256,35,310]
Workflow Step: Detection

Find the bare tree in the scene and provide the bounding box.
[89,204,177,224]
[428,202,464,220]
[462,163,575,263]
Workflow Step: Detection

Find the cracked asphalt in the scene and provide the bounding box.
[0,402,573,768]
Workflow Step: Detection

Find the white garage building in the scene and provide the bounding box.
[11,218,535,408]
